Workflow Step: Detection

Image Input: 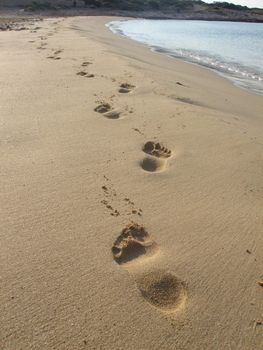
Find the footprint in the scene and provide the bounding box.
[136,270,187,312]
[112,225,187,313]
[143,141,171,158]
[112,223,158,265]
[54,49,63,55]
[47,55,61,60]
[37,42,47,50]
[46,48,63,60]
[94,103,122,119]
[85,73,95,78]
[140,141,172,173]
[82,61,92,67]
[119,83,135,94]
[76,71,94,78]
[94,103,112,114]
[176,97,202,107]
[140,157,166,173]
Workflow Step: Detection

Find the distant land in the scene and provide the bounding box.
[1,0,263,23]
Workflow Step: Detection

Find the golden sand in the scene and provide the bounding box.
[1,16,263,350]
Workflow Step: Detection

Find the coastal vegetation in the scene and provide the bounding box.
[9,0,263,22]
[24,0,262,11]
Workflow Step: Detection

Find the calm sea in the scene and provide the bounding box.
[107,20,263,95]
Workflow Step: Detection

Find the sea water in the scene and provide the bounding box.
[107,20,263,95]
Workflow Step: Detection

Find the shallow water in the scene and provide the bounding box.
[107,20,263,95]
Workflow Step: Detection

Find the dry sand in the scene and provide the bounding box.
[0,15,263,350]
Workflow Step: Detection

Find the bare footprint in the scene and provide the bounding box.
[47,55,61,60]
[143,141,171,158]
[136,270,187,312]
[119,83,135,94]
[95,103,122,119]
[54,49,63,55]
[112,223,158,265]
[76,71,94,78]
[47,49,63,60]
[112,226,187,313]
[82,61,92,67]
[176,97,202,107]
[94,103,112,114]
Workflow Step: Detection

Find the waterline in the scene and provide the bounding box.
[107,20,263,95]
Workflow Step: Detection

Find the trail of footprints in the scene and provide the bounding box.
[33,21,64,58]
[45,38,185,312]
[83,61,185,312]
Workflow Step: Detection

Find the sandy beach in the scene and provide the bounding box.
[0,15,263,350]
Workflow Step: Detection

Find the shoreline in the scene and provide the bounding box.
[86,15,263,122]
[152,46,263,97]
[1,14,263,350]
